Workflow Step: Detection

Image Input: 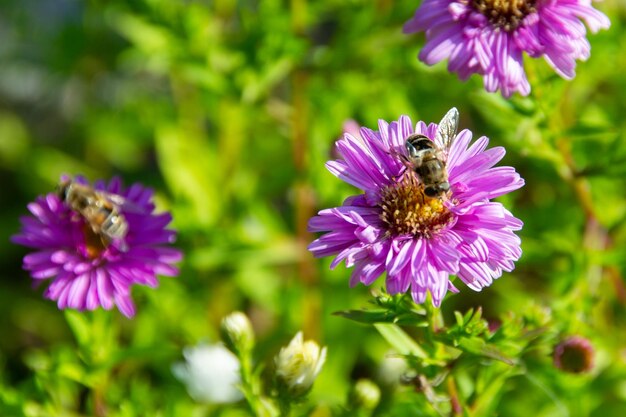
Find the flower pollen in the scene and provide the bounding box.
[379,174,453,238]
[471,0,537,32]
[82,224,108,260]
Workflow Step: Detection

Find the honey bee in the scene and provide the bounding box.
[403,107,459,198]
[57,178,129,250]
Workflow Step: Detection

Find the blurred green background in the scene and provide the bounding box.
[1,0,625,416]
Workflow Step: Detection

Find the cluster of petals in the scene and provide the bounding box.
[404,0,611,97]
[308,114,524,306]
[12,176,182,317]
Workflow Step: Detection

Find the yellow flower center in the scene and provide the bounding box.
[471,0,537,32]
[379,174,453,238]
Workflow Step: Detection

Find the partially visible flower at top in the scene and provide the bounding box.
[11,175,182,318]
[274,332,327,398]
[553,336,594,373]
[308,111,524,306]
[172,343,244,404]
[404,0,611,97]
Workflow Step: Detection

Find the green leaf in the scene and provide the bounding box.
[456,338,515,366]
[334,309,405,324]
[64,310,91,349]
[373,323,428,360]
[470,366,519,417]
[334,293,430,326]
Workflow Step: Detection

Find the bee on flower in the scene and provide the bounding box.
[308,110,524,306]
[12,175,182,317]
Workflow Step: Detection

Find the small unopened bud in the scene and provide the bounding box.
[553,336,594,373]
[220,311,255,355]
[274,332,327,398]
[377,352,407,386]
[349,379,381,411]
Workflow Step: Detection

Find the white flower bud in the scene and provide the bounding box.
[350,379,381,411]
[220,311,255,355]
[172,343,243,404]
[377,351,408,386]
[274,332,326,398]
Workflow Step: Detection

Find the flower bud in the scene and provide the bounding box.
[349,379,381,411]
[553,336,594,374]
[172,343,243,404]
[274,332,327,398]
[377,352,407,386]
[220,311,255,355]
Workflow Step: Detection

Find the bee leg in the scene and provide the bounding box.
[99,234,110,249]
[100,234,129,252]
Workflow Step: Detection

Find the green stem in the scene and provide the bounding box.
[239,351,278,417]
[290,0,319,342]
[93,385,107,417]
[278,396,292,417]
[447,376,463,416]
[425,301,444,334]
[64,310,114,416]
[533,73,620,298]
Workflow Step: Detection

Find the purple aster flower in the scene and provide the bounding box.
[12,175,182,317]
[403,0,610,97]
[308,110,524,306]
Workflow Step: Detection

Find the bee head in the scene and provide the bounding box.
[56,179,71,201]
[405,134,435,158]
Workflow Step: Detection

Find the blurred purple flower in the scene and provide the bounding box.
[308,112,524,306]
[342,120,363,140]
[403,0,610,97]
[12,176,182,317]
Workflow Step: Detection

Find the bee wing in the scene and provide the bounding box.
[95,190,142,214]
[435,107,459,159]
[100,192,126,206]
